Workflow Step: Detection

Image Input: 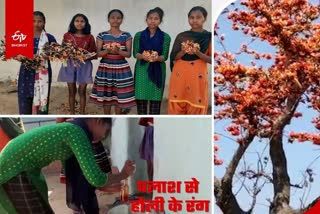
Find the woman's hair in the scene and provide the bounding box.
[100,118,112,125]
[108,9,124,19]
[34,11,46,30]
[68,13,91,35]
[84,118,112,125]
[188,6,208,19]
[146,7,164,23]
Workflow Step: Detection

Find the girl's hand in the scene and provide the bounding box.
[154,56,164,62]
[121,160,136,177]
[142,55,151,62]
[103,44,112,53]
[112,166,120,174]
[14,54,25,61]
[112,47,120,54]
[187,49,196,55]
[181,44,188,54]
[106,47,113,54]
[40,53,49,60]
[98,181,122,192]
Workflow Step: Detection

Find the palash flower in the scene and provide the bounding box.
[1,39,96,70]
[142,50,159,62]
[43,42,96,67]
[20,55,45,71]
[0,38,44,70]
[103,42,121,53]
[181,40,200,53]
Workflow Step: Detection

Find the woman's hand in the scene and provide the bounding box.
[120,160,136,178]
[14,54,25,61]
[142,55,151,62]
[98,181,122,192]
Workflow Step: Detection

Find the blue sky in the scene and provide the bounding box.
[214,1,320,213]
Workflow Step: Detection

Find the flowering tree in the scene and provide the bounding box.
[214,0,320,213]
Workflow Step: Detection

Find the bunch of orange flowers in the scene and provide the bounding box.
[43,42,96,67]
[142,50,159,62]
[20,55,45,71]
[181,40,200,54]
[103,42,121,53]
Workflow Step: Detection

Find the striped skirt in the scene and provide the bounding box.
[90,58,136,109]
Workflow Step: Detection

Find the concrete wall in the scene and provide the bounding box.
[0,0,212,99]
[110,118,147,194]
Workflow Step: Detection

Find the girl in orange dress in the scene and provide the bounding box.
[168,6,212,115]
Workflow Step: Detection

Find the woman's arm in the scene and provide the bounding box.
[195,51,211,64]
[133,32,140,59]
[66,125,107,187]
[117,37,132,58]
[87,35,98,60]
[155,34,171,62]
[174,49,187,61]
[100,160,135,189]
[96,38,109,58]
[195,41,212,64]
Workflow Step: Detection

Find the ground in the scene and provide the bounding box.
[0,82,211,115]
[44,163,119,214]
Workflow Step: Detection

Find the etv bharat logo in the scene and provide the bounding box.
[11,30,28,47]
[11,31,26,42]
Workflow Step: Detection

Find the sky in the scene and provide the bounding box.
[214,0,320,213]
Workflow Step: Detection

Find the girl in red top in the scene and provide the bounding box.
[58,14,97,114]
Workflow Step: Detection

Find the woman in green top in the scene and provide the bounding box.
[133,7,171,115]
[0,118,135,214]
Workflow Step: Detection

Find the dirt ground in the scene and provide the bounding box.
[0,82,211,115]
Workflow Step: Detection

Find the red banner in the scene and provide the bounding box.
[304,200,320,214]
[5,0,34,59]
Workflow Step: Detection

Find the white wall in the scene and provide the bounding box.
[153,118,212,214]
[110,118,147,194]
[0,0,212,99]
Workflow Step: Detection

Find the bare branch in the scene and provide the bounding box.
[215,133,255,214]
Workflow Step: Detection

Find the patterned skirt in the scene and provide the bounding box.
[1,172,54,214]
[90,58,136,109]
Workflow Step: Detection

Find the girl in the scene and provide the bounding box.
[168,6,212,115]
[90,9,135,114]
[0,118,135,214]
[16,11,57,115]
[133,7,171,115]
[57,14,97,115]
[56,118,114,214]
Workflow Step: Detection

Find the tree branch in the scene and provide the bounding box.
[239,169,304,189]
[215,133,255,214]
[269,93,302,213]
